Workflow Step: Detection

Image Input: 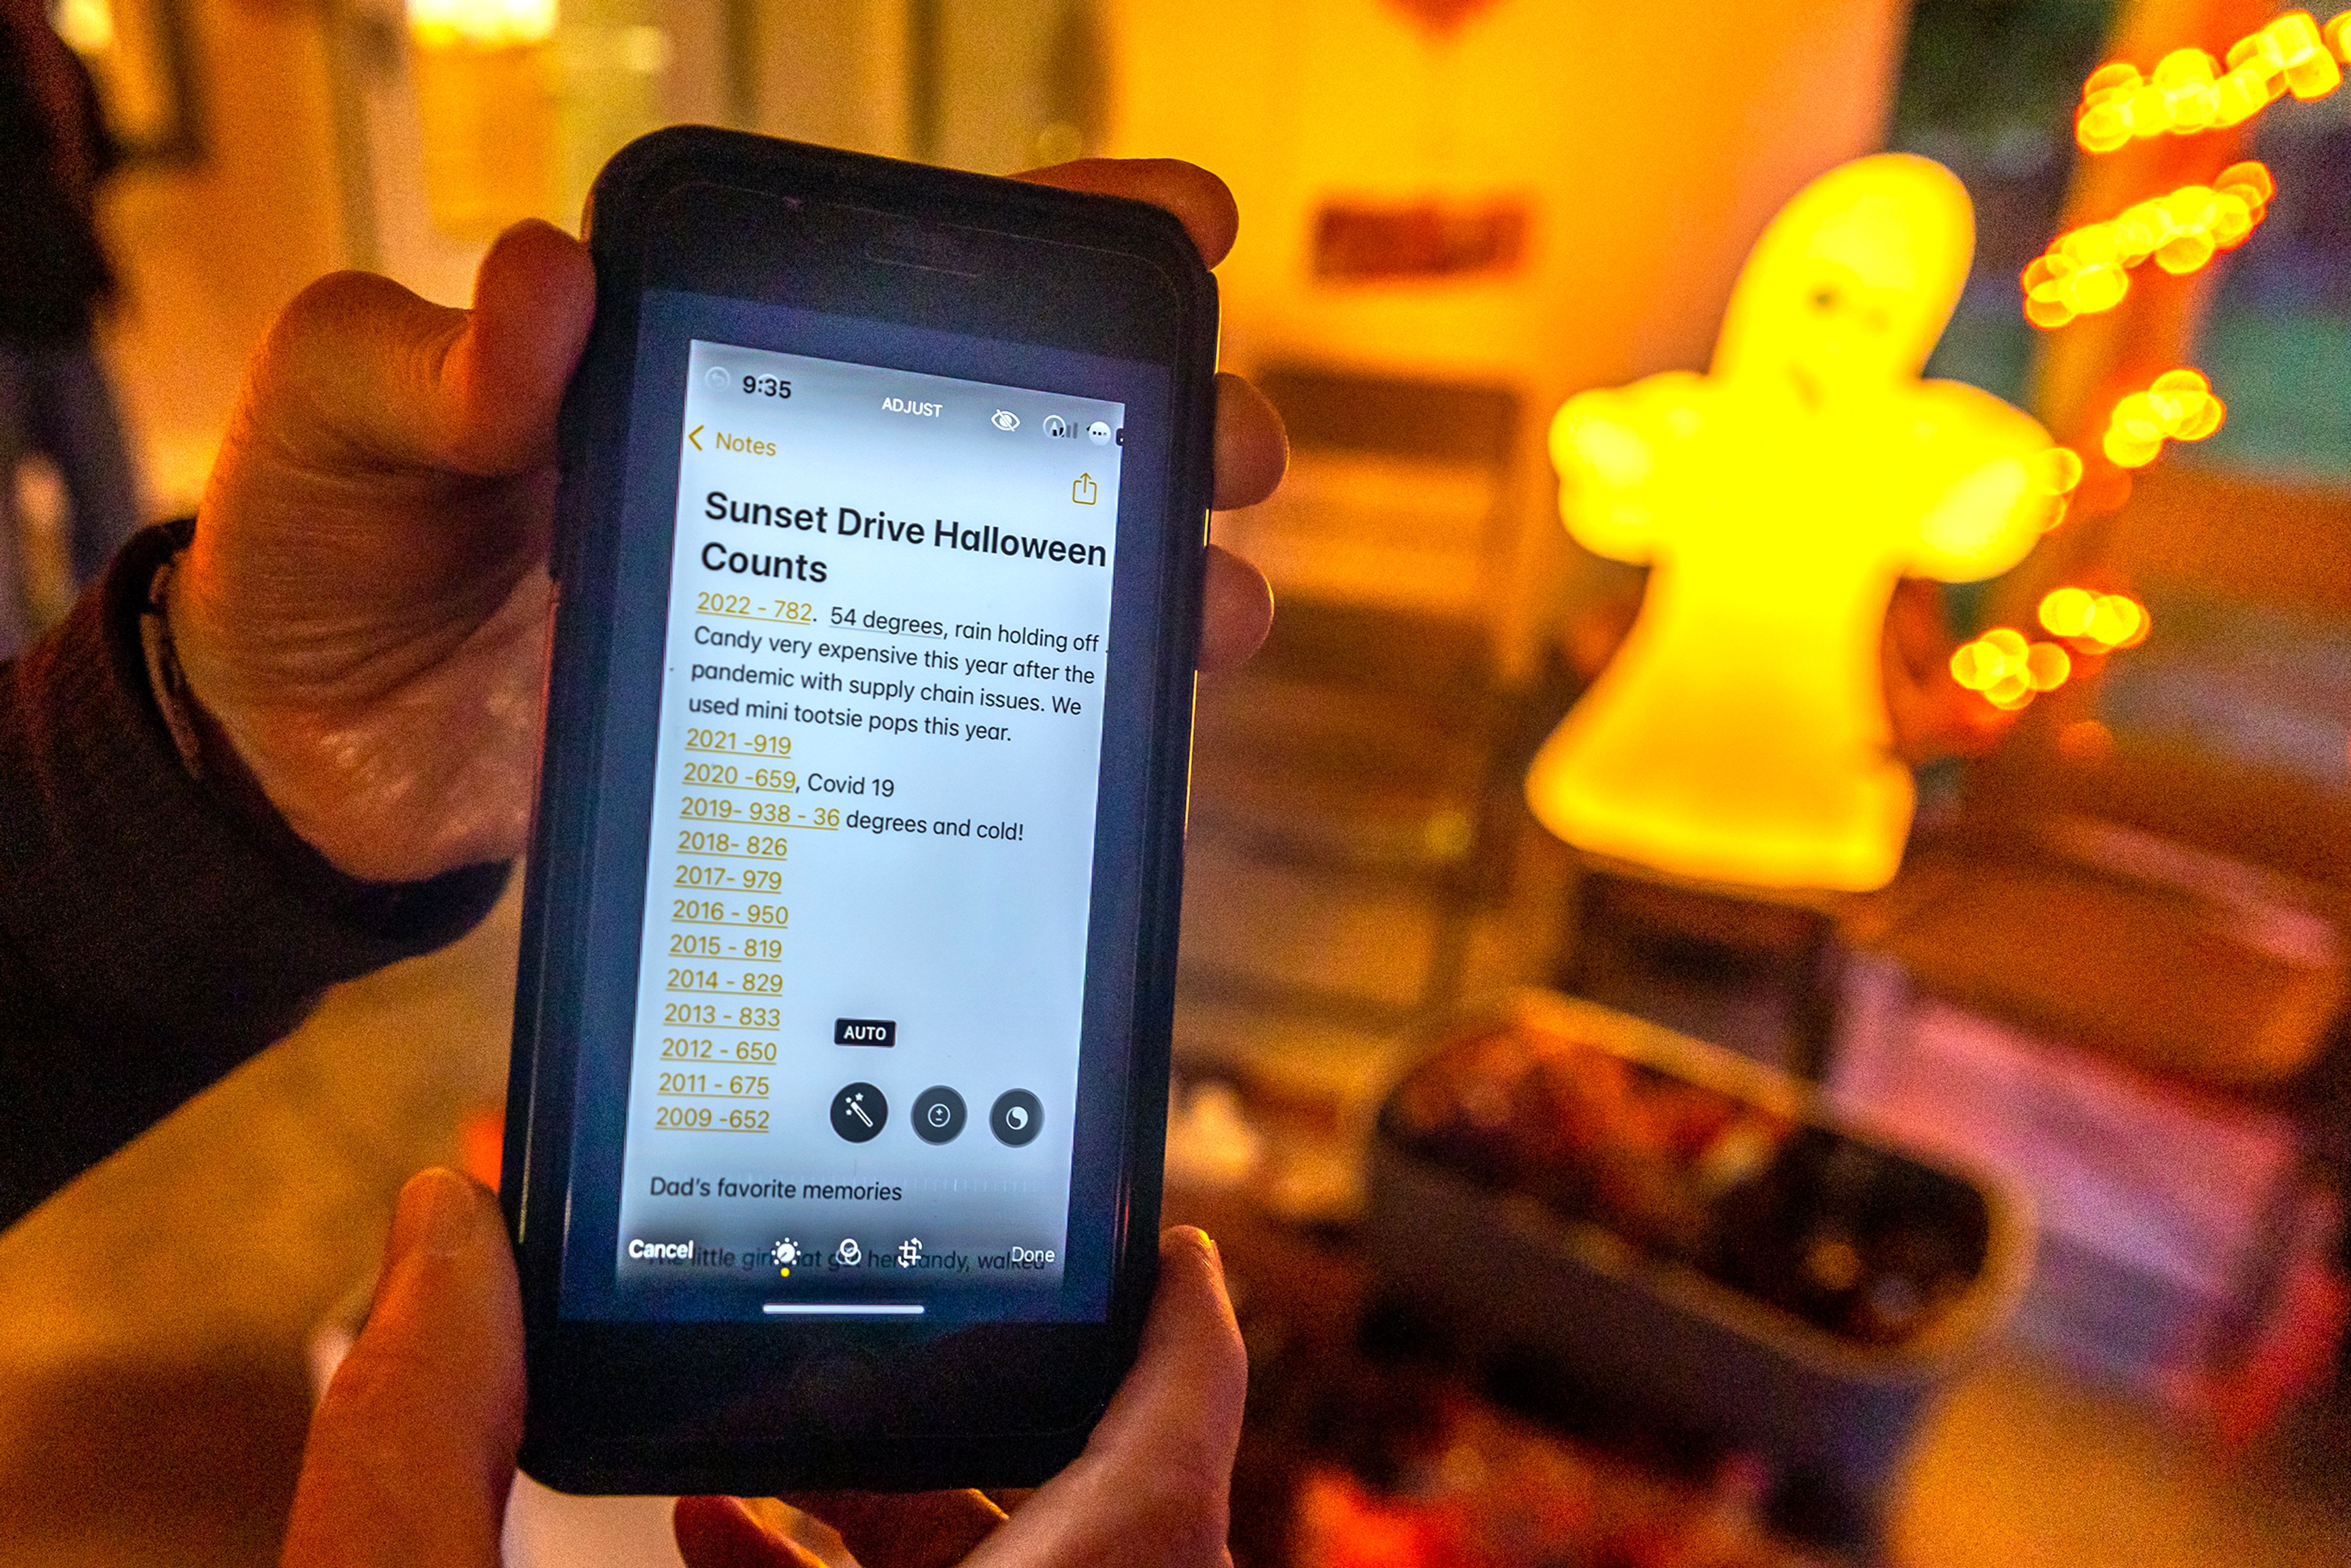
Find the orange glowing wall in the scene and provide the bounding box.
[1105,0,1910,397]
[1104,0,1911,666]
[97,0,348,518]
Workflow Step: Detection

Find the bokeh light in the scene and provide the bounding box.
[2101,368,2225,468]
[1951,626,2074,710]
[2023,166,2272,327]
[2075,9,2351,151]
[2038,587,2096,638]
[2085,593,2150,649]
[2030,588,2154,657]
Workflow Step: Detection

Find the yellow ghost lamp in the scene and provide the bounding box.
[407,0,557,47]
[1529,154,2066,894]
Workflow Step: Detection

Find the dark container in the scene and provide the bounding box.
[1367,990,2034,1507]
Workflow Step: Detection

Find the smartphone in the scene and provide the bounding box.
[502,128,1218,1495]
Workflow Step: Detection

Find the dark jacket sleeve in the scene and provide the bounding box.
[0,524,508,1226]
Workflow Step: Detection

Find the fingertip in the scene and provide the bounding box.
[364,1169,519,1377]
[674,1496,823,1568]
[1137,1226,1243,1392]
[476,219,596,322]
[1149,160,1241,265]
[493,216,587,254]
[1018,158,1241,266]
[1157,1225,1232,1311]
[384,1166,504,1269]
[441,220,598,474]
[283,1169,522,1566]
[1198,544,1273,675]
[1213,373,1289,511]
[1160,1226,1224,1302]
[1047,1221,1245,1535]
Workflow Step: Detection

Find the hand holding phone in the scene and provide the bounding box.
[168,171,1275,887]
[171,137,1280,1498]
[282,1170,1247,1568]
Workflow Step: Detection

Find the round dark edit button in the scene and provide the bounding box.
[911,1086,966,1144]
[830,1082,887,1142]
[989,1090,1043,1147]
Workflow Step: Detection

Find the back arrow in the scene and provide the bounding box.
[687,424,703,451]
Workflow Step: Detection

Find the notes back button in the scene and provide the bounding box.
[835,1018,897,1047]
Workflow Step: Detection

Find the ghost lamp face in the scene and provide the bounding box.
[1719,156,1975,401]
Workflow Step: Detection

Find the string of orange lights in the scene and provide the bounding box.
[1949,589,2151,712]
[1951,12,2344,715]
[2102,366,2225,467]
[2073,9,2349,152]
[2022,162,2273,327]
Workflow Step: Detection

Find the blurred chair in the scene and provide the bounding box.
[1183,364,1528,1026]
[1833,460,2351,1417]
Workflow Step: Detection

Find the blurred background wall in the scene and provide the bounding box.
[1110,0,1906,399]
[78,0,345,520]
[73,0,1910,605]
[17,4,2351,1564]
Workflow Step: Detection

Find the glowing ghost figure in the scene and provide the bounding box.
[1528,154,2062,893]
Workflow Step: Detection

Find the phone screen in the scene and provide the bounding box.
[557,290,1174,1327]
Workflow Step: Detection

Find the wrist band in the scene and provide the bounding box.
[138,549,206,778]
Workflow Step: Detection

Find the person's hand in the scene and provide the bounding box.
[174,160,1284,882]
[280,1169,522,1568]
[280,1169,1248,1568]
[670,1220,1247,1568]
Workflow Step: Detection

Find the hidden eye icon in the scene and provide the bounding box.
[991,408,1019,431]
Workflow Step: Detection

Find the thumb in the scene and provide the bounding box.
[281,1169,525,1568]
[244,218,594,480]
[969,1228,1247,1568]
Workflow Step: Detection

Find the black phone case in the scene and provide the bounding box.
[502,127,1218,1493]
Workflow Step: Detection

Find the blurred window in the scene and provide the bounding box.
[50,0,200,162]
[1886,0,2122,404]
[2185,96,2351,481]
[405,0,675,242]
[1882,1,2120,645]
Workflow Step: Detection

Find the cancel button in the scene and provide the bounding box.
[835,1018,896,1047]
